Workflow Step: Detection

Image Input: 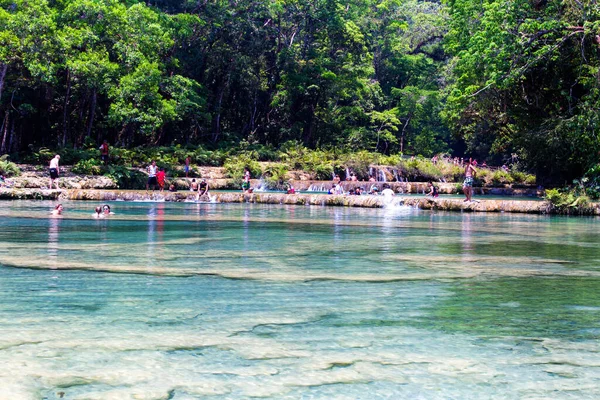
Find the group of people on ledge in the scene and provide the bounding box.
[45,146,478,202]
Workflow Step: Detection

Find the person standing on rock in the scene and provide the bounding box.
[242,167,251,192]
[99,140,109,165]
[146,160,158,192]
[157,168,166,192]
[184,156,191,178]
[463,158,477,202]
[49,154,60,190]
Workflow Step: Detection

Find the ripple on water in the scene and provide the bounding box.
[0,202,599,399]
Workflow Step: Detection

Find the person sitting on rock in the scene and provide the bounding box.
[426,181,439,198]
[198,179,209,197]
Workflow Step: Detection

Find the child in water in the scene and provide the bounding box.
[426,181,439,198]
[93,206,104,218]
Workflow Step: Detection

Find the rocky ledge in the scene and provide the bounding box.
[0,188,593,215]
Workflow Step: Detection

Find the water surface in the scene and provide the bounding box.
[0,201,599,399]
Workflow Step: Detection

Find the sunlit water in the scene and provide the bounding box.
[0,200,599,399]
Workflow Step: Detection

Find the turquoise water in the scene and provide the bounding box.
[0,201,599,399]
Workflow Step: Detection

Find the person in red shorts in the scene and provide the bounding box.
[157,168,166,192]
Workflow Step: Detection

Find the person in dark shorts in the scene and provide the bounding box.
[146,161,158,191]
[198,179,209,196]
[49,154,60,189]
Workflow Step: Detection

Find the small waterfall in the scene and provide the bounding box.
[379,169,387,182]
[393,170,400,182]
[369,166,374,179]
[346,167,351,180]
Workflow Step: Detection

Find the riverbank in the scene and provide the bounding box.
[0,188,594,215]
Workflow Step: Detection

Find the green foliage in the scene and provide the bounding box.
[223,154,262,184]
[72,158,102,175]
[443,0,600,182]
[2,0,595,187]
[396,157,443,181]
[544,188,590,214]
[0,155,20,177]
[339,151,381,180]
[490,170,514,186]
[104,165,147,189]
[261,163,289,190]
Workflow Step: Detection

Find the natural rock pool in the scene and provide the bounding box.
[1,201,599,399]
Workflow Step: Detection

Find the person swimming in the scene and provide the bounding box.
[102,204,113,215]
[51,204,63,216]
[93,206,104,218]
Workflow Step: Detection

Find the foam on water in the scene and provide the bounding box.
[0,201,599,399]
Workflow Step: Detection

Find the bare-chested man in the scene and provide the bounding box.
[463,158,477,202]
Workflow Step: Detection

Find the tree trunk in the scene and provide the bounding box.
[1,112,8,154]
[87,88,97,141]
[7,115,15,153]
[0,63,7,105]
[212,72,231,143]
[62,69,71,147]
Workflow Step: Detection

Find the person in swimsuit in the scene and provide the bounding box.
[242,168,251,193]
[190,179,199,191]
[51,204,63,216]
[49,154,60,190]
[184,156,191,178]
[426,181,439,198]
[93,206,104,218]
[463,158,477,202]
[198,179,209,197]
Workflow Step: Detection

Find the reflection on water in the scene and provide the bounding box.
[0,201,599,399]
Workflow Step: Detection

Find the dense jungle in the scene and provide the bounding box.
[0,0,599,186]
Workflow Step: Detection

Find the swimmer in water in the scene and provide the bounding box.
[93,206,104,218]
[51,204,63,216]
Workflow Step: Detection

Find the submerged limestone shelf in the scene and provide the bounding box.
[0,188,595,214]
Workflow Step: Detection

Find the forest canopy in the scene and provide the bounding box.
[0,0,599,182]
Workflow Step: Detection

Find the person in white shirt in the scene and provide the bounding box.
[49,155,60,190]
[146,160,158,191]
[381,184,395,205]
